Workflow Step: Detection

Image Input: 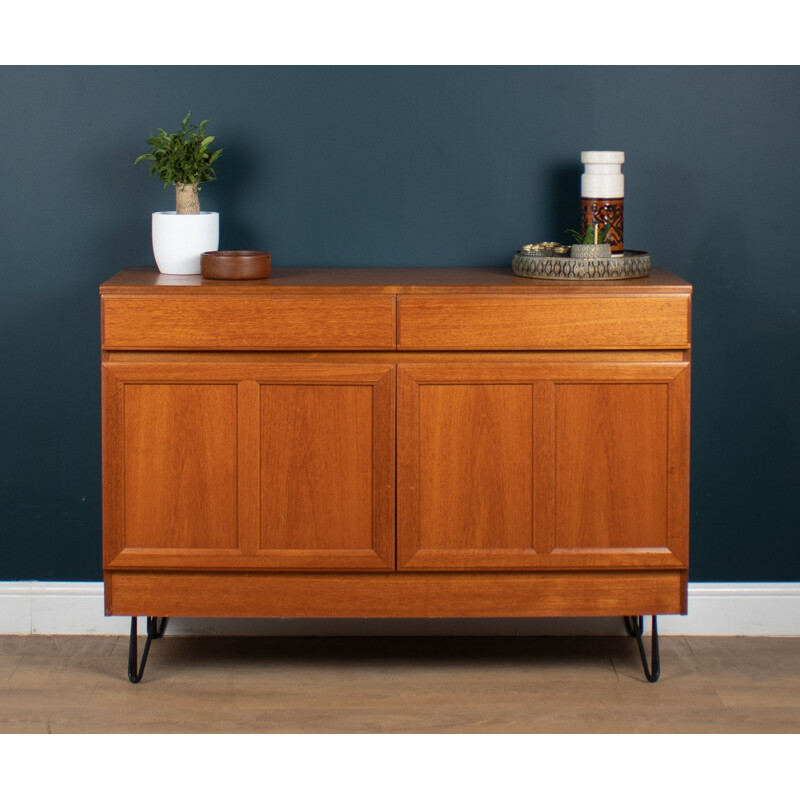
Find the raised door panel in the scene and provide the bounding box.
[256,364,395,570]
[123,383,239,549]
[416,383,533,551]
[260,385,373,550]
[555,383,668,549]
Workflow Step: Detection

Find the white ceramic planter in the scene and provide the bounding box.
[152,211,219,275]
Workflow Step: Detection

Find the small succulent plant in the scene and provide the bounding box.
[566,222,611,245]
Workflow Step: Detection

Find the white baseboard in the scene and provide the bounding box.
[1,581,799,636]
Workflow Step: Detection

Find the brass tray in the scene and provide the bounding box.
[512,249,652,280]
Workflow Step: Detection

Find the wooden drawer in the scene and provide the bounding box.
[397,294,691,350]
[102,294,396,350]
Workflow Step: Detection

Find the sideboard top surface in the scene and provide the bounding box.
[100,267,691,295]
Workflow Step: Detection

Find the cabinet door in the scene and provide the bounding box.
[103,362,394,571]
[397,362,689,571]
[255,364,395,570]
[548,368,689,570]
[103,363,243,570]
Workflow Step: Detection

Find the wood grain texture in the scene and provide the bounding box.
[103,362,395,571]
[6,635,800,733]
[103,363,247,568]
[257,364,395,570]
[102,295,395,350]
[668,365,691,567]
[416,383,533,551]
[398,366,537,570]
[554,383,669,550]
[237,380,260,557]
[397,295,690,350]
[397,362,689,571]
[100,266,692,294]
[549,363,689,569]
[107,570,686,618]
[122,383,239,551]
[108,350,689,364]
[260,385,373,550]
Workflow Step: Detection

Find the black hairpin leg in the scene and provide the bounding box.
[623,615,660,683]
[128,616,168,683]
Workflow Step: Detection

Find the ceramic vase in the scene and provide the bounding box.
[152,211,219,275]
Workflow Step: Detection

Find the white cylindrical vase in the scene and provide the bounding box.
[152,211,220,275]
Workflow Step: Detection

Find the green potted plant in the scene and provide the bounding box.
[566,222,612,259]
[135,113,223,274]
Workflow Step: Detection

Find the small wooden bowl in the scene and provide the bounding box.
[201,250,271,280]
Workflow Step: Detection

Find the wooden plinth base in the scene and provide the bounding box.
[106,570,686,619]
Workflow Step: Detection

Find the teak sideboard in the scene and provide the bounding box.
[100,266,691,680]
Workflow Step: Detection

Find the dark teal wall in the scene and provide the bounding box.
[1,66,798,581]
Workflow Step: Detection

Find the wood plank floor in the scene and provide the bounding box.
[1,634,799,733]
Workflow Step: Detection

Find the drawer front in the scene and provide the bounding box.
[398,295,690,350]
[102,294,395,350]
